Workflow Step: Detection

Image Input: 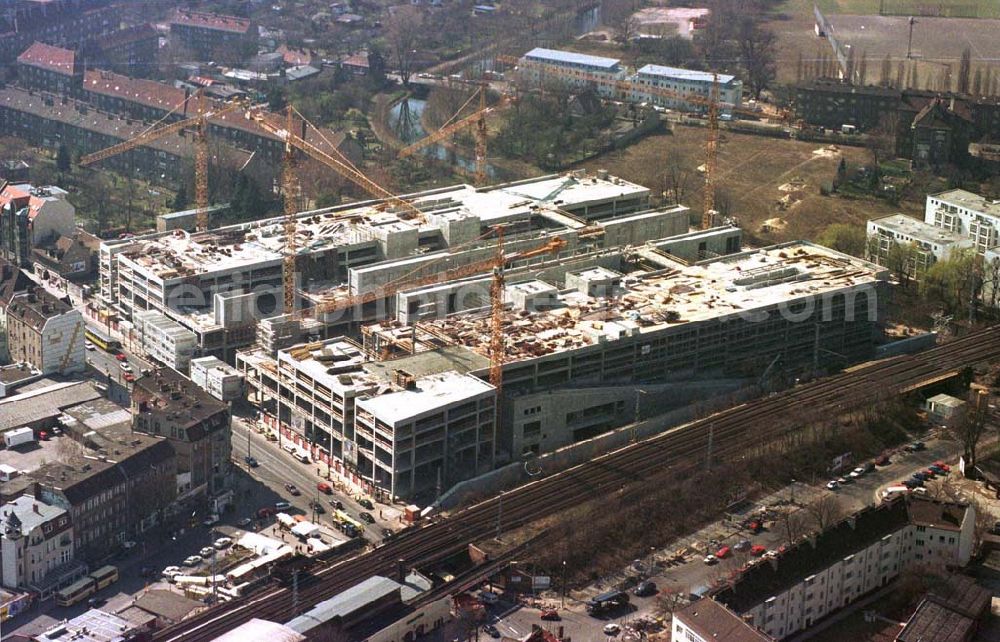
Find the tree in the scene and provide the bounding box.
[605,0,640,45]
[384,5,424,87]
[779,508,809,546]
[172,185,188,211]
[653,588,685,619]
[56,143,71,173]
[805,495,844,531]
[857,50,868,86]
[920,249,978,314]
[887,240,920,289]
[955,389,989,477]
[661,152,694,206]
[737,20,777,99]
[958,47,971,95]
[818,223,866,257]
[867,111,899,166]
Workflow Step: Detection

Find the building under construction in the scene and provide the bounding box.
[235,241,889,501]
[99,170,718,361]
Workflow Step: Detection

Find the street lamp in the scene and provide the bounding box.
[560,560,567,608]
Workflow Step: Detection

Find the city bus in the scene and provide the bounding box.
[88,565,119,590]
[333,509,365,534]
[55,577,97,607]
[84,327,121,353]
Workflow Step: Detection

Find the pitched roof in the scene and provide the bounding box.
[923,573,991,618]
[675,599,774,641]
[94,23,158,51]
[170,10,252,34]
[133,590,202,623]
[277,45,314,67]
[0,258,31,305]
[897,599,974,642]
[83,70,189,113]
[907,497,967,532]
[714,498,911,613]
[17,42,76,75]
[7,288,73,332]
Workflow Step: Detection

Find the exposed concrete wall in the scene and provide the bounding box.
[436,383,759,511]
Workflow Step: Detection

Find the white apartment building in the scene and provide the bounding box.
[631,65,742,111]
[190,355,244,401]
[714,497,974,641]
[925,189,1000,254]
[518,48,627,96]
[134,310,197,372]
[866,213,972,273]
[1,495,76,598]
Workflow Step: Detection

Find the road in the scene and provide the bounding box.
[229,414,400,544]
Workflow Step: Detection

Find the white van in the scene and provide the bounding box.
[294,450,311,464]
[881,486,910,501]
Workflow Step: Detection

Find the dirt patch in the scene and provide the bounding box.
[812,146,841,159]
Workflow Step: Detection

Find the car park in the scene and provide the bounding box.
[603,623,621,636]
[826,480,839,490]
[359,512,375,524]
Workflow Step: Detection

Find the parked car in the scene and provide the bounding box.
[202,514,219,527]
[381,528,394,539]
[715,546,731,559]
[257,507,277,519]
[603,623,621,636]
[540,609,561,621]
[84,341,95,351]
[862,462,876,474]
[479,591,500,605]
[182,555,202,567]
[162,566,181,580]
[929,464,947,475]
[875,454,891,466]
[633,581,657,597]
[244,455,259,467]
[119,361,133,372]
[837,476,852,485]
[912,441,927,451]
[238,517,253,527]
[115,353,128,362]
[122,540,136,550]
[274,501,292,511]
[826,480,839,490]
[751,545,767,556]
[328,499,343,510]
[358,498,375,510]
[88,596,106,608]
[734,539,751,552]
[214,537,233,549]
[284,483,301,496]
[123,373,135,382]
[911,472,928,481]
[359,512,375,524]
[309,500,326,514]
[934,461,950,472]
[849,466,866,478]
[200,546,215,557]
[703,554,718,565]
[903,478,924,489]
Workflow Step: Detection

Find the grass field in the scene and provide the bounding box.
[581,126,914,244]
[805,0,1000,18]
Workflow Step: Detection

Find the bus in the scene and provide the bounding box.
[333,509,365,534]
[89,565,119,590]
[55,577,97,607]
[84,327,121,353]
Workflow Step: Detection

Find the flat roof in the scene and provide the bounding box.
[931,189,1000,217]
[109,171,648,280]
[36,608,135,642]
[356,370,494,425]
[870,214,967,245]
[638,64,736,85]
[0,381,101,434]
[286,575,401,633]
[523,47,621,70]
[423,242,887,363]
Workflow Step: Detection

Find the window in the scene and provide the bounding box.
[522,421,541,438]
[948,537,955,544]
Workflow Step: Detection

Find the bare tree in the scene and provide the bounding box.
[973,67,984,97]
[857,50,868,86]
[954,389,989,475]
[880,55,892,87]
[604,0,641,45]
[385,6,424,87]
[653,587,685,619]
[779,508,809,545]
[805,495,844,531]
[661,153,694,206]
[738,20,777,99]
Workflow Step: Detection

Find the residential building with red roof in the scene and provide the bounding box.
[0,183,74,267]
[82,23,160,78]
[16,42,81,95]
[169,10,257,64]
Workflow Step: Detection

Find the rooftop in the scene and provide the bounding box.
[675,599,774,642]
[7,288,73,332]
[170,10,252,34]
[132,367,228,430]
[93,23,158,50]
[286,575,402,633]
[0,381,100,434]
[897,599,974,642]
[84,70,188,113]
[132,589,203,623]
[869,214,969,246]
[523,47,622,70]
[36,609,137,642]
[1,494,67,537]
[931,189,1000,217]
[17,41,75,75]
[423,242,887,363]
[212,619,304,642]
[907,497,968,533]
[637,64,736,85]
[356,371,494,425]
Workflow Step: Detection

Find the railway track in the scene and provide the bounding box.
[156,326,1000,640]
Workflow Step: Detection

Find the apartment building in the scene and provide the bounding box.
[518,48,627,95]
[713,497,975,640]
[132,368,232,497]
[32,432,176,561]
[866,214,971,275]
[134,310,198,373]
[81,24,159,78]
[1,495,77,598]
[16,42,82,95]
[631,65,742,110]
[516,48,739,112]
[6,288,85,375]
[169,10,257,63]
[672,599,774,642]
[0,0,118,63]
[0,183,75,267]
[0,259,32,362]
[190,356,244,402]
[924,189,1000,254]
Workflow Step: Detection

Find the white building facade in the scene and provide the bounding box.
[1,496,75,597]
[190,355,244,401]
[925,189,1000,254]
[134,310,198,372]
[631,65,742,111]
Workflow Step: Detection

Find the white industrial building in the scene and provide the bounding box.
[714,497,975,640]
[190,355,244,402]
[631,65,742,110]
[134,310,197,373]
[1,495,78,599]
